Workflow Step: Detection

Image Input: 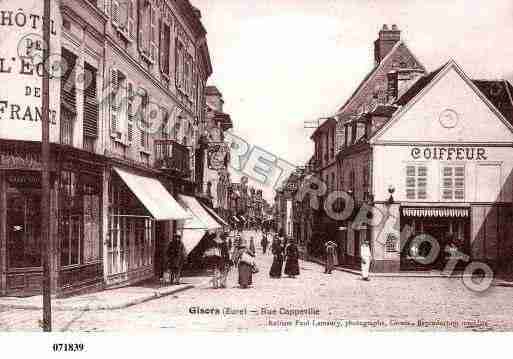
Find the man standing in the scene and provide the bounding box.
[219,235,231,288]
[360,239,372,281]
[167,234,186,285]
[261,233,269,255]
[324,240,338,274]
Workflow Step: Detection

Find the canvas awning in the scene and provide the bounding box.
[239,215,247,223]
[231,216,240,223]
[402,207,470,218]
[182,229,207,255]
[178,195,221,230]
[113,167,190,221]
[199,203,229,227]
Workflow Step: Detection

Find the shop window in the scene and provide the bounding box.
[6,174,42,268]
[60,170,102,267]
[441,165,465,201]
[406,164,428,200]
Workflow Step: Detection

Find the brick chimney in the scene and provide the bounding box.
[374,24,401,65]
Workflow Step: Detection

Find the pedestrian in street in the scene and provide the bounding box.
[249,236,256,256]
[269,236,284,278]
[227,234,233,253]
[284,239,300,278]
[360,239,372,281]
[233,243,256,289]
[203,234,224,289]
[261,233,269,255]
[167,234,186,285]
[324,240,338,274]
[219,235,231,289]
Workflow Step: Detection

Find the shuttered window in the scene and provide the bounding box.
[406,164,428,200]
[61,48,77,113]
[159,21,171,76]
[441,165,465,200]
[83,62,98,137]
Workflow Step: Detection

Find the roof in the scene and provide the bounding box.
[395,63,447,106]
[213,110,233,130]
[205,86,222,96]
[394,62,513,125]
[310,117,337,140]
[472,80,513,126]
[368,104,399,117]
[336,41,427,116]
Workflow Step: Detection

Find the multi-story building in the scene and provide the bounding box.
[0,0,217,296]
[201,85,232,222]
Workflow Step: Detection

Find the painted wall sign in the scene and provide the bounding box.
[0,150,42,169]
[0,1,61,142]
[411,147,488,161]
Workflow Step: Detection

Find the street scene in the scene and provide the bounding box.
[2,230,513,332]
[2,0,513,336]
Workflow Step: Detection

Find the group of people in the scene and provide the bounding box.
[269,230,300,279]
[165,229,374,290]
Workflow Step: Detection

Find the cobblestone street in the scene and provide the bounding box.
[1,231,513,332]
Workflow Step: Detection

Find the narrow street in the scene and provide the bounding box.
[2,231,513,332]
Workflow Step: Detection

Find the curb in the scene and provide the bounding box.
[0,284,196,312]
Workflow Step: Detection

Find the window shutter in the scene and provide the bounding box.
[159,19,164,71]
[112,0,120,25]
[406,165,416,200]
[137,0,144,50]
[417,166,427,199]
[83,63,98,138]
[127,0,135,38]
[150,7,157,62]
[104,0,111,17]
[110,68,118,133]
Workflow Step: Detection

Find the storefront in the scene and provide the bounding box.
[0,141,105,296]
[367,60,513,273]
[106,167,190,287]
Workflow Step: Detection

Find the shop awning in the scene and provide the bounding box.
[231,216,240,223]
[239,215,247,223]
[200,203,229,227]
[182,229,207,255]
[178,195,221,230]
[113,167,190,221]
[402,207,470,218]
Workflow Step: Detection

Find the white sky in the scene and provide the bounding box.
[190,0,513,202]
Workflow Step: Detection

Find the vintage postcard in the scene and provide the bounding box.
[1,0,513,343]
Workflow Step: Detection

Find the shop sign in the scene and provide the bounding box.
[207,142,228,170]
[0,150,41,169]
[6,172,41,187]
[410,146,487,161]
[0,1,61,142]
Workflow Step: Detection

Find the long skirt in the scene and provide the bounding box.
[361,258,371,279]
[238,263,253,288]
[269,255,283,278]
[325,254,334,273]
[284,257,300,276]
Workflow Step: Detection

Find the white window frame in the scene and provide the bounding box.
[405,162,429,200]
[440,163,466,202]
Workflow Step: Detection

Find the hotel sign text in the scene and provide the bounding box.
[411,147,488,161]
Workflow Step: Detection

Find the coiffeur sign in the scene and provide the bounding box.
[0,1,61,142]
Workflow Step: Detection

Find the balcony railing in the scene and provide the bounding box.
[154,139,190,177]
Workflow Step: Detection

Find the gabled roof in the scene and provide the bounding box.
[395,63,447,106]
[370,59,513,143]
[336,41,427,116]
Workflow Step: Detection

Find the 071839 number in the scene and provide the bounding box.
[52,344,85,352]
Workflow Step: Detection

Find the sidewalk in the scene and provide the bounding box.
[306,256,513,285]
[0,275,210,312]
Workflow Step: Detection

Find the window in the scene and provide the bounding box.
[175,40,184,90]
[60,170,101,267]
[83,62,99,145]
[441,165,465,200]
[159,21,171,76]
[138,0,152,60]
[138,89,150,149]
[406,164,428,200]
[6,173,42,268]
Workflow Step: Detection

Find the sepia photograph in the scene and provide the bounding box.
[1,0,513,348]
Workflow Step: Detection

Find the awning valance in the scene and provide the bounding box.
[178,195,221,230]
[200,203,229,227]
[402,207,469,218]
[113,167,190,221]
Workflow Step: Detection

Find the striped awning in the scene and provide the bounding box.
[402,207,469,218]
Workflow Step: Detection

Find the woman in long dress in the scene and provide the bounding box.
[233,244,255,288]
[284,239,300,278]
[249,236,256,255]
[269,237,284,278]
